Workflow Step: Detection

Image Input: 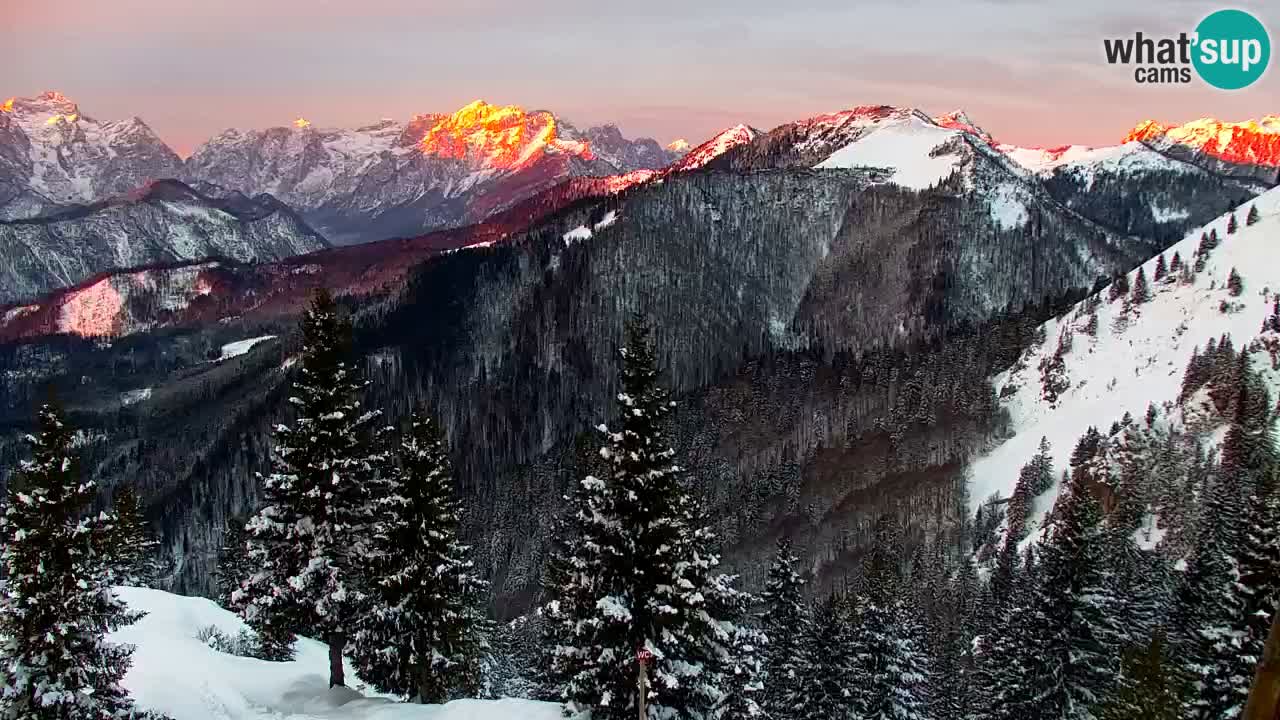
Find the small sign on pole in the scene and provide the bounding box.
[637,648,652,720]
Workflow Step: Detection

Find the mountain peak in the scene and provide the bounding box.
[671,124,760,170]
[666,138,692,154]
[293,117,311,129]
[933,109,991,141]
[417,99,593,169]
[1124,115,1280,167]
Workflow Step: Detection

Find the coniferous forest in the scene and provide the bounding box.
[3,275,1278,718]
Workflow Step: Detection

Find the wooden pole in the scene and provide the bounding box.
[1245,605,1280,720]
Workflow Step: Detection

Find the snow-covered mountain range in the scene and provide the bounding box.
[0,179,327,305]
[181,100,684,244]
[0,92,183,219]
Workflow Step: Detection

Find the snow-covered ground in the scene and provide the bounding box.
[217,335,277,362]
[969,187,1280,525]
[816,114,963,190]
[111,587,563,720]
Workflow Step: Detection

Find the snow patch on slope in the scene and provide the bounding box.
[816,115,963,190]
[111,587,561,720]
[217,335,277,361]
[969,187,1280,514]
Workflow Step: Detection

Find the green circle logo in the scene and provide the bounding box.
[1193,9,1270,89]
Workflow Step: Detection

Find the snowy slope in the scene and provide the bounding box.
[111,587,564,720]
[816,113,964,189]
[969,187,1280,520]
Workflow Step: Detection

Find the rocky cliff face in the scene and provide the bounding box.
[0,180,327,305]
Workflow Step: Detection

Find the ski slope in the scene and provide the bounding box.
[111,587,563,720]
[968,187,1280,522]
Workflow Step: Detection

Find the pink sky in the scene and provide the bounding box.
[5,0,1276,156]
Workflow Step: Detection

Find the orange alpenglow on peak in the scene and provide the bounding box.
[1124,116,1280,167]
[293,118,311,129]
[0,98,13,113]
[418,99,593,168]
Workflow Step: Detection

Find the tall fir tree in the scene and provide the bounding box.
[543,320,751,720]
[215,516,253,608]
[0,403,153,720]
[107,485,164,588]
[1015,469,1119,720]
[1132,266,1152,305]
[234,289,379,683]
[1227,212,1239,234]
[1197,362,1279,719]
[1096,631,1187,720]
[1228,268,1244,297]
[351,413,489,703]
[800,594,856,720]
[759,538,811,718]
[847,517,932,720]
[1245,204,1259,226]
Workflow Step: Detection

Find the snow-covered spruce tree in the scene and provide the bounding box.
[1013,469,1119,720]
[800,594,856,719]
[107,485,164,588]
[1196,363,1279,719]
[1154,254,1168,282]
[847,518,931,720]
[1095,631,1187,720]
[352,413,489,703]
[1131,266,1151,305]
[711,573,766,720]
[0,403,155,720]
[1228,268,1244,297]
[1227,212,1239,234]
[215,516,253,608]
[1246,204,1260,226]
[544,320,749,720]
[760,538,811,718]
[234,289,379,683]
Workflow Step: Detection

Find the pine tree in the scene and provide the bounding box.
[800,594,855,719]
[713,578,767,720]
[0,403,152,720]
[1228,267,1244,297]
[1131,266,1151,305]
[1264,299,1280,334]
[1008,438,1053,539]
[1015,469,1119,720]
[544,320,749,720]
[1154,254,1168,282]
[107,485,164,588]
[759,538,811,718]
[235,289,379,682]
[1227,212,1238,234]
[215,516,253,607]
[1174,464,1247,717]
[1095,632,1186,720]
[847,518,932,720]
[351,413,489,703]
[1108,272,1130,303]
[1197,364,1279,719]
[1170,251,1183,275]
[1246,204,1260,226]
